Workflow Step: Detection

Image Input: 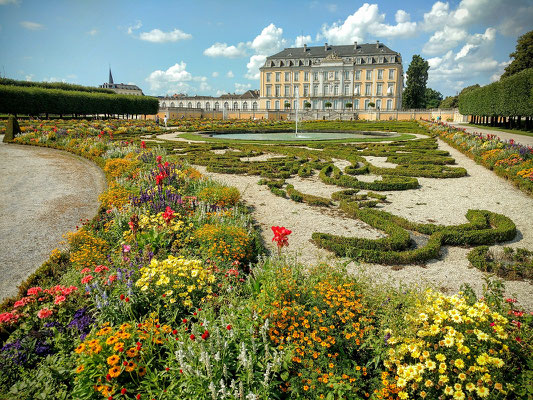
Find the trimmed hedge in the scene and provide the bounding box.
[468,246,533,281]
[312,205,516,265]
[286,184,331,206]
[0,85,159,116]
[459,68,533,118]
[0,77,114,94]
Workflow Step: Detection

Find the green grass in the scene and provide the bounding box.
[173,131,416,144]
[462,123,533,138]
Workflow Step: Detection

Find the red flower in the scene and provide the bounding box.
[121,388,127,395]
[182,318,188,324]
[136,395,141,400]
[156,174,164,186]
[162,206,175,224]
[189,334,195,340]
[81,275,94,284]
[156,155,162,164]
[226,324,232,330]
[37,308,53,319]
[271,226,292,249]
[54,295,66,305]
[125,297,130,303]
[120,294,125,300]
[201,330,210,340]
[141,141,146,149]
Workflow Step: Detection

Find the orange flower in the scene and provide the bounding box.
[107,355,120,366]
[108,366,121,378]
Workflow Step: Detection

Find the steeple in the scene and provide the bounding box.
[108,67,114,85]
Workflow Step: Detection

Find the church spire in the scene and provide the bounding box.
[108,67,114,85]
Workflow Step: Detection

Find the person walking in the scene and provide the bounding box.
[163,116,168,127]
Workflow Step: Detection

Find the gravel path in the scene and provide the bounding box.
[449,123,533,147]
[0,137,106,301]
[189,138,533,310]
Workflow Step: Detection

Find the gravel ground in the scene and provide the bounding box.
[0,137,106,301]
[187,137,533,310]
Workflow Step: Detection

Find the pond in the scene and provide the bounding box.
[209,131,399,141]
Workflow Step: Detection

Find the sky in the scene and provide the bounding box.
[0,0,531,98]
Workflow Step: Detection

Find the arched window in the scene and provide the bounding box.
[233,102,238,110]
[196,102,201,109]
[215,102,220,110]
[178,102,183,107]
[170,102,175,107]
[242,102,248,110]
[224,102,229,109]
[252,102,258,110]
[205,102,211,110]
[275,100,280,110]
[187,102,192,108]
[161,102,166,108]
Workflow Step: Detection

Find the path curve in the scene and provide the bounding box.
[0,137,106,301]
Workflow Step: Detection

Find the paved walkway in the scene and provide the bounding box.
[449,123,533,147]
[0,137,106,301]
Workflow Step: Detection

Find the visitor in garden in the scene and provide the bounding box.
[163,116,167,127]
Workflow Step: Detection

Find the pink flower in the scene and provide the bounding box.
[94,265,109,273]
[27,287,42,296]
[156,155,162,164]
[80,268,92,275]
[0,312,20,324]
[54,295,66,305]
[37,308,53,319]
[81,275,94,284]
[123,244,131,253]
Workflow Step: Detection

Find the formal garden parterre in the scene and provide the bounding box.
[0,118,532,399]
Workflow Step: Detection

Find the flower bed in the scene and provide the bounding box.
[426,121,533,195]
[0,119,531,399]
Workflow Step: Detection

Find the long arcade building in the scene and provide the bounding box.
[259,41,403,111]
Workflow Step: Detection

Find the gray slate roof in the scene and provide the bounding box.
[267,43,399,60]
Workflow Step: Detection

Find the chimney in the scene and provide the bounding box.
[353,41,357,50]
[376,40,380,48]
[303,44,307,52]
[324,42,328,51]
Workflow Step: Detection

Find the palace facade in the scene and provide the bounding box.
[259,41,403,111]
[158,90,260,111]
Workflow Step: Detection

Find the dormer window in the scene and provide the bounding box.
[366,57,373,64]
[379,57,384,63]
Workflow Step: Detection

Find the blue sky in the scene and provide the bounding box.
[0,0,531,98]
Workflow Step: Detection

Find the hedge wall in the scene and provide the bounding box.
[458,68,533,117]
[0,85,159,116]
[0,78,114,94]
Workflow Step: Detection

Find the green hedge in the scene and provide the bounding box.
[312,206,516,265]
[468,246,533,281]
[286,184,331,206]
[0,77,114,94]
[458,68,533,117]
[0,85,159,115]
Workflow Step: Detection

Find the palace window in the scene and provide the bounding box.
[344,70,350,80]
[304,71,309,81]
[376,99,382,110]
[266,73,271,82]
[377,83,383,96]
[366,56,373,64]
[275,72,280,82]
[334,85,339,95]
[377,69,383,80]
[355,70,361,80]
[215,102,220,110]
[161,102,166,108]
[378,57,384,63]
[233,102,238,110]
[224,102,229,109]
[354,84,361,96]
[364,99,370,109]
[196,102,201,108]
[323,71,328,80]
[275,85,280,97]
[294,85,299,96]
[205,103,211,110]
[388,69,395,80]
[366,70,372,80]
[324,85,329,95]
[275,100,280,110]
[243,102,248,110]
[266,85,272,96]
[303,84,309,96]
[170,102,174,107]
[284,85,290,96]
[313,72,319,81]
[252,102,258,110]
[285,72,290,81]
[387,99,393,110]
[354,99,359,110]
[387,83,394,95]
[179,102,183,107]
[187,102,192,108]
[266,100,271,109]
[334,71,339,80]
[313,84,318,96]
[365,83,372,96]
[344,84,349,95]
[294,71,299,81]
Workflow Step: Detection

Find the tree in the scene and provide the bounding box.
[284,101,290,109]
[402,55,429,109]
[424,88,443,109]
[501,30,533,79]
[304,101,311,109]
[345,102,353,109]
[324,101,332,109]
[439,96,458,108]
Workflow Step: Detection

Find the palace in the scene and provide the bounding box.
[259,41,403,111]
[158,90,260,111]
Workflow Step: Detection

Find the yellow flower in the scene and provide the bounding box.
[476,386,490,398]
[75,364,84,373]
[125,361,137,372]
[436,353,446,362]
[106,336,118,345]
[455,358,465,369]
[453,390,465,400]
[107,355,120,365]
[74,343,85,354]
[108,366,121,378]
[466,382,476,392]
[444,386,454,395]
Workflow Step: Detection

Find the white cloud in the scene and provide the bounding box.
[25,74,34,81]
[203,42,247,58]
[295,35,312,47]
[245,54,266,80]
[43,77,67,83]
[0,0,20,5]
[87,29,98,36]
[235,83,252,94]
[139,28,192,43]
[127,20,142,35]
[20,21,44,30]
[422,26,468,55]
[145,62,208,95]
[215,89,227,96]
[326,4,338,13]
[250,23,287,54]
[320,3,417,44]
[226,70,234,78]
[212,72,219,78]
